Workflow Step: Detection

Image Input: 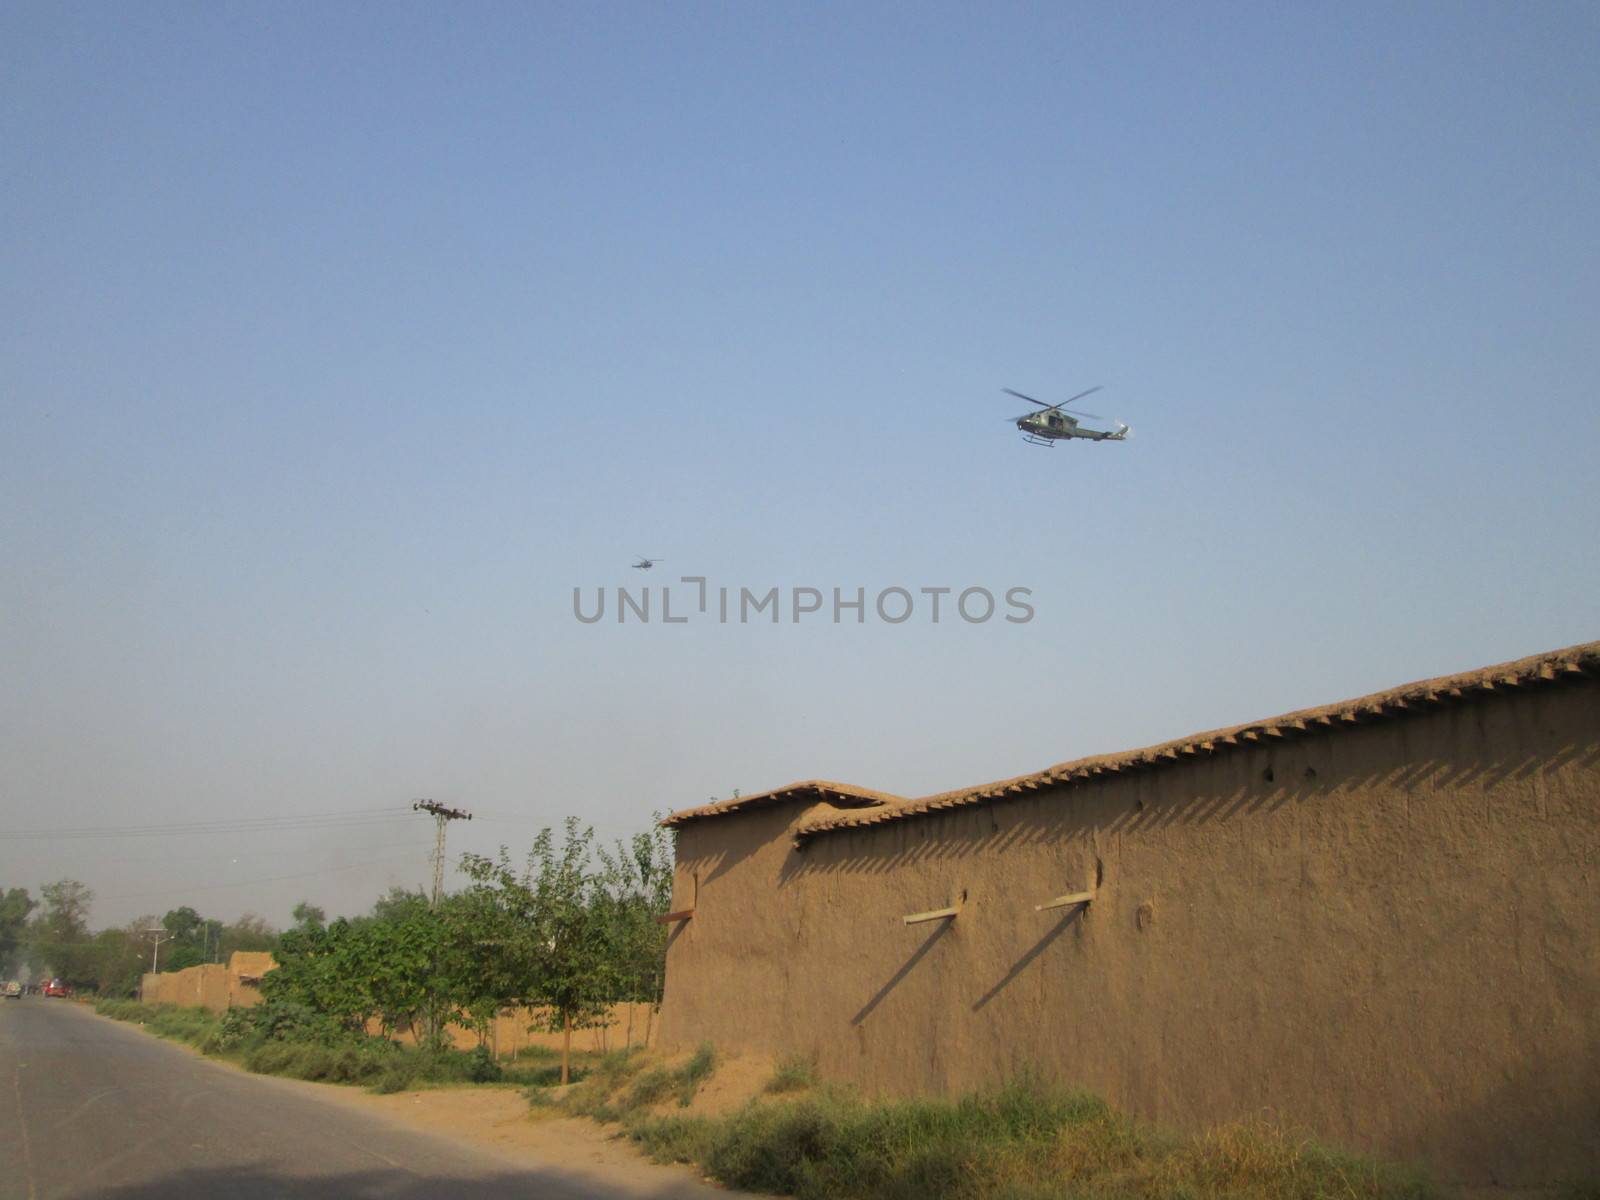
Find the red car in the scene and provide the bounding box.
[42,978,70,998]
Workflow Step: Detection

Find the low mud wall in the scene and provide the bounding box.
[142,952,272,1012]
[141,963,229,1011]
[374,1002,660,1058]
[658,674,1600,1186]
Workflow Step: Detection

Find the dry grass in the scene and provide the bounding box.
[598,1076,1436,1200]
[538,1043,718,1120]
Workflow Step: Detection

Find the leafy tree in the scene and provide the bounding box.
[595,823,675,1012]
[218,914,278,959]
[69,817,676,1070]
[460,819,613,1083]
[262,894,492,1047]
[291,902,326,933]
[369,886,429,924]
[263,917,373,1034]
[161,906,209,970]
[29,879,97,987]
[92,918,161,997]
[0,887,36,976]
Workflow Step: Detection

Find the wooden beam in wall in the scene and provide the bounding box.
[1035,890,1094,912]
[654,909,695,925]
[903,904,961,926]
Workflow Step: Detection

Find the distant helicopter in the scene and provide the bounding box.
[1003,387,1130,447]
[632,556,662,570]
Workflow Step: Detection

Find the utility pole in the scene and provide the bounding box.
[141,927,173,1003]
[144,927,172,973]
[413,799,472,907]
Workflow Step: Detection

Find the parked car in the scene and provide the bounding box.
[2,981,21,999]
[42,978,69,998]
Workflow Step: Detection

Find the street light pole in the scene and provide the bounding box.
[145,928,172,973]
[141,928,173,1002]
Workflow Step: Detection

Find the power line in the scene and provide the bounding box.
[26,839,433,871]
[1,807,415,842]
[94,849,432,904]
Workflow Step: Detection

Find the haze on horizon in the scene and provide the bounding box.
[4,3,1597,930]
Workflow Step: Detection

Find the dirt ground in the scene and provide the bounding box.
[649,1049,775,1117]
[260,1048,780,1194]
[310,1084,706,1186]
[88,1005,758,1197]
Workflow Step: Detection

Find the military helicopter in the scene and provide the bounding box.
[1003,387,1130,447]
[632,556,662,570]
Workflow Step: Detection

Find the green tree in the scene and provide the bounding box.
[92,918,160,997]
[595,823,674,1011]
[161,906,209,970]
[369,886,429,924]
[29,879,96,988]
[0,887,36,976]
[262,917,374,1034]
[218,914,278,959]
[460,819,612,1084]
[291,902,326,933]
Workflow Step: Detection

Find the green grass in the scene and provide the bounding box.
[765,1054,820,1095]
[95,999,223,1048]
[93,998,539,1093]
[568,1072,1436,1200]
[674,1043,716,1106]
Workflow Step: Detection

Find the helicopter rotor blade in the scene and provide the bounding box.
[1059,385,1104,408]
[1050,388,1106,418]
[1002,385,1104,418]
[1001,388,1051,408]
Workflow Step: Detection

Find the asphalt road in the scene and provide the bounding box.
[0,999,718,1200]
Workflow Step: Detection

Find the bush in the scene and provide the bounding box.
[242,999,352,1046]
[200,1006,258,1054]
[243,1038,393,1084]
[368,1044,504,1092]
[464,1044,503,1084]
[766,1055,819,1095]
[626,1065,677,1109]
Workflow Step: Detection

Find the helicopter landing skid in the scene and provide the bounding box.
[1021,434,1056,447]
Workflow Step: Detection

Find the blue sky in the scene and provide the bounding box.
[4,2,1597,926]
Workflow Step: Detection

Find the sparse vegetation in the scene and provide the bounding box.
[765,1054,819,1095]
[674,1043,717,1106]
[540,1043,719,1122]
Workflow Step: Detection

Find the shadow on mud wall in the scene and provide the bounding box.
[852,919,953,1026]
[777,732,1598,885]
[78,1165,727,1200]
[1403,1048,1600,1189]
[971,906,1084,1012]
